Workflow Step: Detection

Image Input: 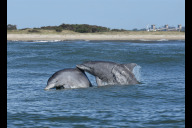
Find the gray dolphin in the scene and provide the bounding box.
[45,68,92,90]
[76,61,139,86]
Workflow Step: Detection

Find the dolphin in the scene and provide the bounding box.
[45,68,92,90]
[76,61,139,86]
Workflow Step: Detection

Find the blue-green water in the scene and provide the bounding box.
[7,40,185,128]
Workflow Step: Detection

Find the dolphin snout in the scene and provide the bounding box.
[44,83,55,90]
[44,87,49,90]
[76,64,82,68]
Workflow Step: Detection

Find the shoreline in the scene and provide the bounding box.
[7,34,185,41]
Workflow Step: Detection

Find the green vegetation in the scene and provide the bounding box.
[7,23,111,33]
[96,31,185,35]
[7,29,76,34]
[28,29,40,33]
[55,27,63,32]
[7,23,185,35]
[40,23,110,33]
[7,24,17,30]
[7,29,185,36]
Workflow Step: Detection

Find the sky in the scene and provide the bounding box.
[7,0,185,30]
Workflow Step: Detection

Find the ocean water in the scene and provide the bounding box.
[7,40,185,128]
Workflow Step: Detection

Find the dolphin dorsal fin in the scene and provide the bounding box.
[123,63,137,72]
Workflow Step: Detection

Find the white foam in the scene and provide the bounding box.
[139,39,169,42]
[132,65,142,82]
[50,40,61,42]
[37,40,49,42]
[36,40,62,42]
[157,39,169,41]
[139,39,151,41]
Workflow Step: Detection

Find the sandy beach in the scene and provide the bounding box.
[7,34,185,41]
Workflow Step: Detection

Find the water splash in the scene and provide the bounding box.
[132,65,142,82]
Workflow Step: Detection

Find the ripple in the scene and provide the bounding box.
[7,40,185,128]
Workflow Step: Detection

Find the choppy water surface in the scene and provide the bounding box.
[7,40,185,128]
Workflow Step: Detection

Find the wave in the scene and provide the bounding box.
[157,39,169,41]
[36,40,62,42]
[139,39,169,42]
[133,65,142,82]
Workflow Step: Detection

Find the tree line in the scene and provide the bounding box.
[7,24,17,30]
[40,24,111,33]
[7,23,129,33]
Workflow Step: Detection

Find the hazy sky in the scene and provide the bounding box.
[7,0,185,30]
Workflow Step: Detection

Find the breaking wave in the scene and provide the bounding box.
[132,65,142,82]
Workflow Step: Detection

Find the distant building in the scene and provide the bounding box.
[181,27,185,32]
[151,25,156,31]
[164,25,168,31]
[146,24,184,32]
[178,24,182,31]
